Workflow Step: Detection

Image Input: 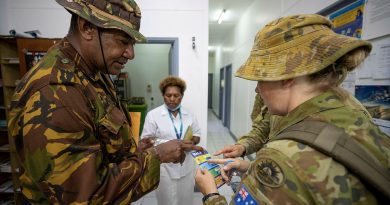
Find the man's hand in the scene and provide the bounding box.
[138,137,155,152]
[195,168,218,195]
[191,136,200,145]
[155,140,204,164]
[181,139,203,152]
[214,144,246,158]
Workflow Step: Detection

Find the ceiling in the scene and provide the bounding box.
[209,0,254,49]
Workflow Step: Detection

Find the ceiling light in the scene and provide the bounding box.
[218,9,226,24]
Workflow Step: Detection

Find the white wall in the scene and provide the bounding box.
[124,44,170,111]
[0,1,8,35]
[212,0,282,138]
[281,0,337,16]
[137,0,209,147]
[1,0,209,147]
[0,0,70,37]
[208,52,215,74]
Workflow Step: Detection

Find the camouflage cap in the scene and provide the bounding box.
[56,0,146,42]
[235,14,372,81]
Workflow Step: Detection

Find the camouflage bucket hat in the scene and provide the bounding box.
[56,0,146,42]
[235,14,372,81]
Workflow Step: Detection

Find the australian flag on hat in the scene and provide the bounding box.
[234,185,259,205]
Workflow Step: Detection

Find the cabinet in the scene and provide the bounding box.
[0,36,59,204]
[0,36,19,204]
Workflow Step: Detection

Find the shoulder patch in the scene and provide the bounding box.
[234,185,259,205]
[50,56,77,85]
[255,158,285,188]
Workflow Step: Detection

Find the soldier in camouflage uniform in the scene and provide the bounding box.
[8,0,202,204]
[196,14,390,204]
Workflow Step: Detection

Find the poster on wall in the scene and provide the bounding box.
[357,39,390,80]
[329,0,365,38]
[362,0,390,40]
[355,85,390,136]
[372,42,390,79]
[25,51,46,70]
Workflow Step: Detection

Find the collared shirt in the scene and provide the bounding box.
[8,38,160,204]
[141,104,201,179]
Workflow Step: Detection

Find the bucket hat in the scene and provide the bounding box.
[56,0,146,42]
[235,14,371,81]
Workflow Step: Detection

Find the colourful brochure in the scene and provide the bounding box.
[191,150,225,188]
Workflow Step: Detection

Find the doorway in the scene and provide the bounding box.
[208,73,213,108]
[218,64,232,128]
[124,37,179,111]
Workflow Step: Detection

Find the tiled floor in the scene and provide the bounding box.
[133,109,236,205]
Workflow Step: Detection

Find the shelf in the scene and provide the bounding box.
[0,120,6,128]
[1,58,19,64]
[0,36,18,203]
[0,180,13,193]
[0,160,11,173]
[0,36,62,203]
[0,144,10,152]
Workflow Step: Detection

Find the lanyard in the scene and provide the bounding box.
[168,109,183,140]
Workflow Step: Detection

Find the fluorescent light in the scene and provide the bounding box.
[218,9,226,24]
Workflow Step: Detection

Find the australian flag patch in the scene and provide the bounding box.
[234,185,259,205]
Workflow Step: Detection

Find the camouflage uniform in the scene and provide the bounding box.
[203,14,390,204]
[206,90,390,205]
[236,94,270,156]
[8,38,161,204]
[8,0,161,203]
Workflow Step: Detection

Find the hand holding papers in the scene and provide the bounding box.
[191,150,225,188]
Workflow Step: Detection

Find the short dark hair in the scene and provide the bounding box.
[159,76,186,95]
[68,14,78,35]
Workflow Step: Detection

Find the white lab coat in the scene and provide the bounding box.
[141,105,201,205]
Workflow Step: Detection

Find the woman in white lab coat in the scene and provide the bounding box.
[141,76,201,205]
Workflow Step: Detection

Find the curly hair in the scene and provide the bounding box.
[159,76,187,95]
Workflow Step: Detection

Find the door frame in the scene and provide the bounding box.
[141,37,179,76]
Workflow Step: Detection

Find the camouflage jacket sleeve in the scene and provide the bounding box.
[9,84,160,204]
[236,112,270,156]
[203,194,228,205]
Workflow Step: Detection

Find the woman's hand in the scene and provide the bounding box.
[214,144,246,158]
[195,168,218,195]
[207,158,250,183]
